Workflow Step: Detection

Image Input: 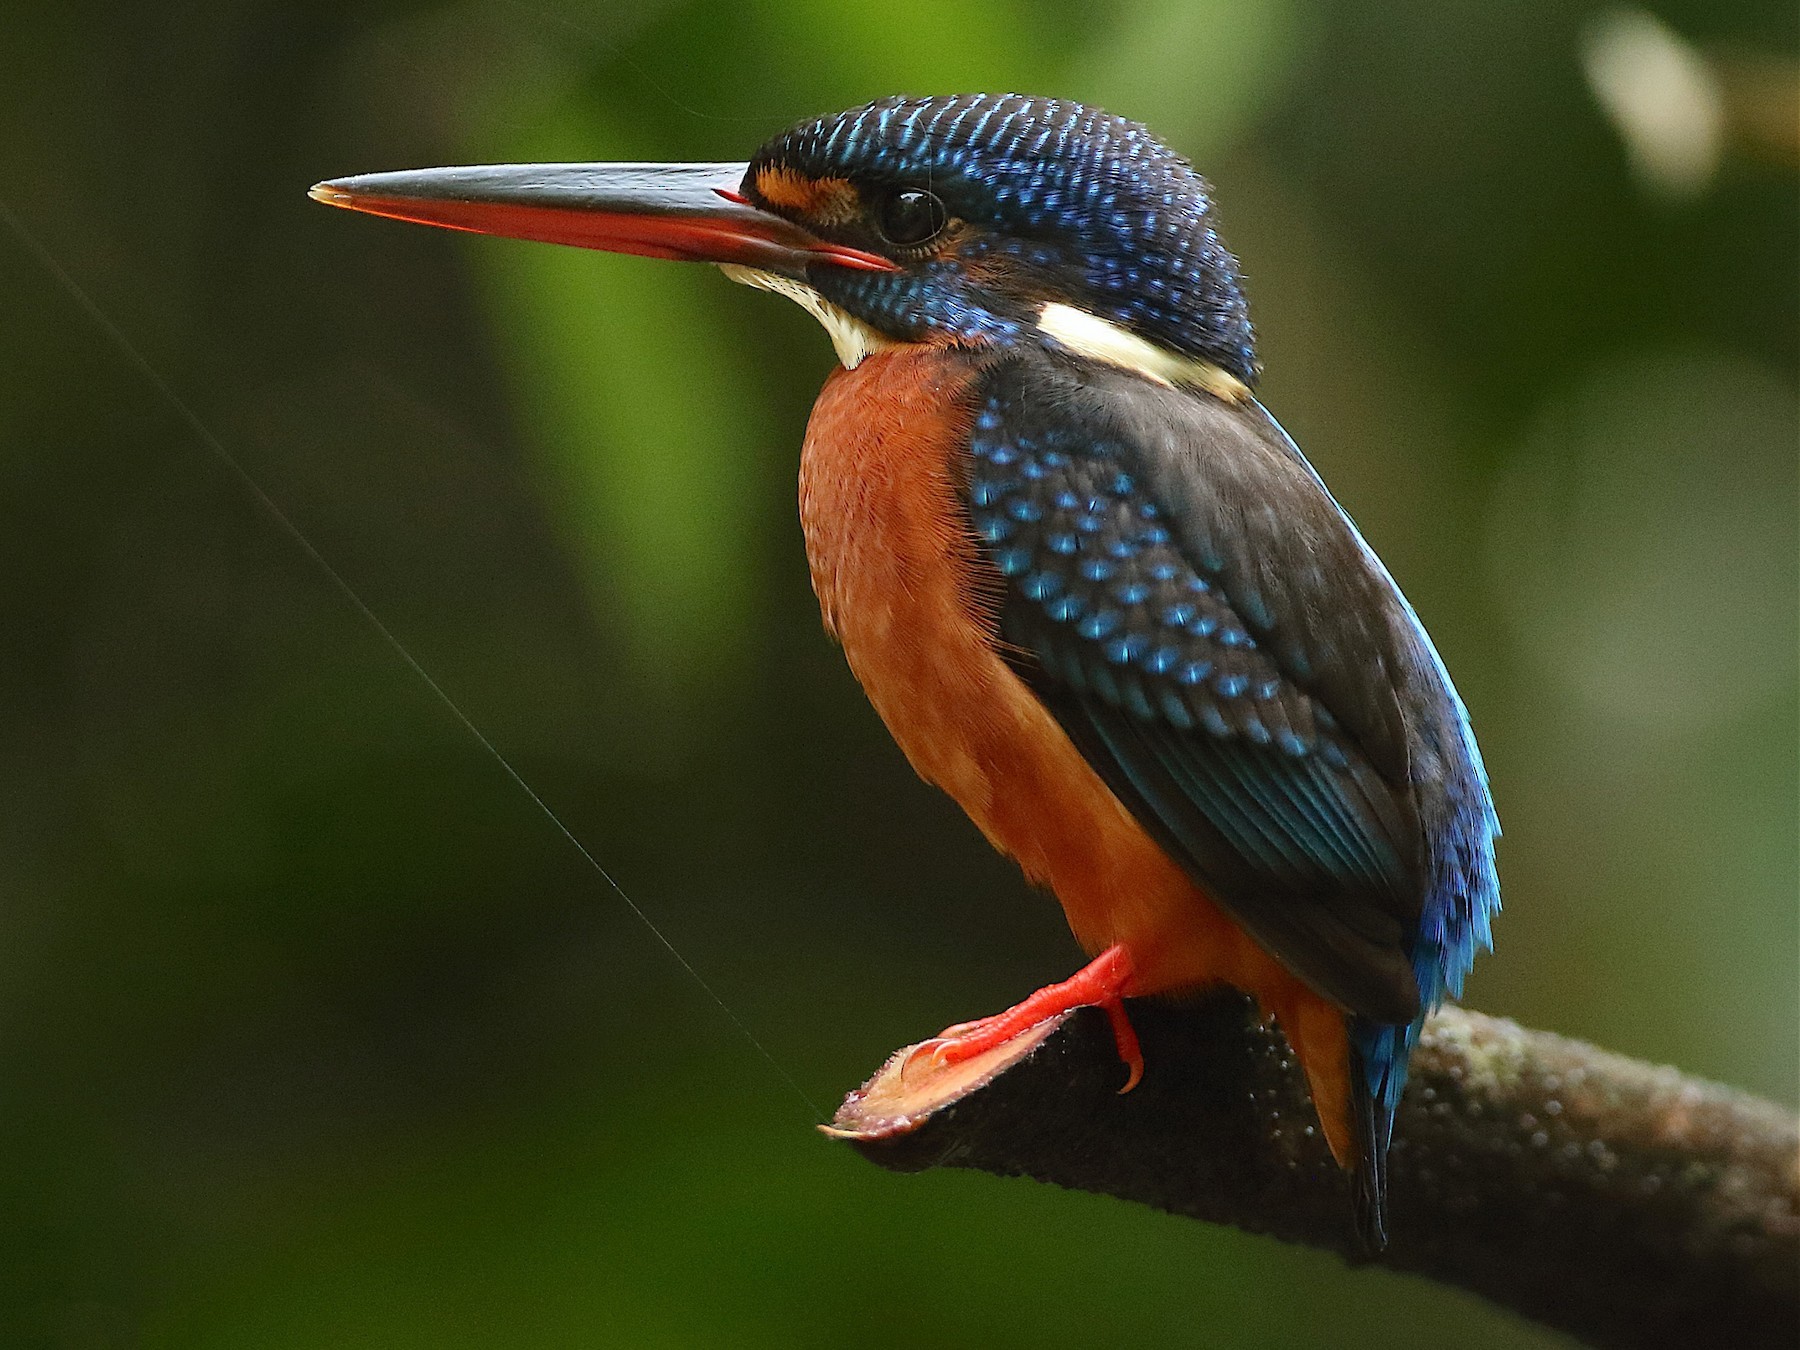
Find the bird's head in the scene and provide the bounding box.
[312,93,1256,390]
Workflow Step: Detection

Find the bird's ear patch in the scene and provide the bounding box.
[1037,303,1250,402]
[754,166,861,226]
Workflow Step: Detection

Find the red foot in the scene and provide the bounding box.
[906,945,1145,1094]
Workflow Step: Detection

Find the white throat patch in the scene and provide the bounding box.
[1036,302,1248,401]
[718,264,898,369]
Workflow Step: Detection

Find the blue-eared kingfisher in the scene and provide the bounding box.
[312,93,1500,1249]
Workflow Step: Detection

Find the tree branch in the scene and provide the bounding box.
[827,995,1798,1349]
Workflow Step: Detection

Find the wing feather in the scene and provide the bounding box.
[963,354,1427,1021]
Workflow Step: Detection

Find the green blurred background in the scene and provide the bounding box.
[1,2,1794,1346]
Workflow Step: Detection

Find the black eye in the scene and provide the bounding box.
[876,188,947,247]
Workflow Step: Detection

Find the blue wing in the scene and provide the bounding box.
[961,353,1496,1028]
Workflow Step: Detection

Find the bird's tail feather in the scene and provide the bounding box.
[1348,1017,1407,1253]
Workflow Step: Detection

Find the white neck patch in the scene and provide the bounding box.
[719,264,898,370]
[1036,302,1248,401]
[717,270,1247,396]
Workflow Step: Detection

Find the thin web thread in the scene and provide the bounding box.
[0,191,824,1125]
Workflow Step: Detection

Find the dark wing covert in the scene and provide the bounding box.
[962,353,1426,1022]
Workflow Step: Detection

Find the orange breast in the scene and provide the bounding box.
[799,346,1353,1160]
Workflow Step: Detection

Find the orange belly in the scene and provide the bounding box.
[799,346,1354,1161]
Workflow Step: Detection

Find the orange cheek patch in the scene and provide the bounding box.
[754,166,861,225]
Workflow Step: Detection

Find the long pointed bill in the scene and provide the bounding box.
[308,161,897,275]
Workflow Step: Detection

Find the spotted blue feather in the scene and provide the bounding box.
[961,350,1501,1246]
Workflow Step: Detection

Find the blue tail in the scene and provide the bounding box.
[1348,1018,1406,1251]
[1348,855,1499,1251]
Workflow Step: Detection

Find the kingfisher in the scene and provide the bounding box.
[311,93,1499,1249]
